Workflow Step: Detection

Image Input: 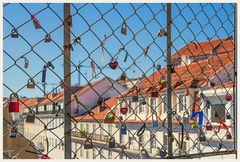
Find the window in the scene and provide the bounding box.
[100,123,104,140]
[93,124,96,137]
[211,104,226,122]
[108,150,112,159]
[139,99,144,113]
[150,98,156,113]
[163,96,168,113]
[150,134,156,149]
[163,132,168,149]
[179,95,186,112]
[108,124,112,135]
[129,100,133,114]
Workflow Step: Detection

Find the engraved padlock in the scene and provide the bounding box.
[44,34,51,43]
[104,111,115,123]
[9,127,17,138]
[8,93,19,113]
[121,21,127,35]
[11,29,19,38]
[120,124,127,135]
[109,137,115,148]
[26,110,35,123]
[27,78,35,89]
[84,138,93,149]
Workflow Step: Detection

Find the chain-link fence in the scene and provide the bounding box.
[3,3,237,159]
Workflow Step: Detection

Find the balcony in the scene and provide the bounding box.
[72,131,109,142]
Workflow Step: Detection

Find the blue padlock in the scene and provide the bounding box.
[120,124,127,135]
[152,120,158,127]
[9,127,17,138]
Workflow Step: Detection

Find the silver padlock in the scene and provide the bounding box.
[44,34,51,43]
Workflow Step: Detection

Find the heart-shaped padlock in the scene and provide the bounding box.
[11,29,19,38]
[27,78,35,89]
[26,110,35,123]
[120,124,127,135]
[109,59,118,70]
[84,138,93,149]
[120,107,128,115]
[225,94,232,102]
[9,127,17,138]
[109,137,115,148]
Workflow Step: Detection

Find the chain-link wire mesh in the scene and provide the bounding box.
[3,3,236,159]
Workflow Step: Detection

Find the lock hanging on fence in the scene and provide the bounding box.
[185,133,190,140]
[191,122,197,128]
[226,131,232,139]
[26,110,35,123]
[157,29,167,37]
[151,90,158,98]
[9,127,17,138]
[44,34,51,43]
[11,29,19,38]
[27,78,35,89]
[109,59,118,70]
[199,132,206,142]
[97,97,103,106]
[37,142,45,152]
[8,93,19,113]
[109,137,115,148]
[120,72,126,81]
[140,149,150,159]
[31,15,41,29]
[206,122,213,131]
[225,93,232,102]
[120,124,127,135]
[226,112,232,119]
[104,111,115,123]
[142,99,147,105]
[84,138,93,149]
[120,107,128,115]
[121,21,127,35]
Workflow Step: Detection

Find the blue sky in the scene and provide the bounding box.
[3,3,234,98]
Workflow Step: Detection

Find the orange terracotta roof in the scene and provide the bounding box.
[18,98,39,111]
[171,38,234,60]
[74,97,118,121]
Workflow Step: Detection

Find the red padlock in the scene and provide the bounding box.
[109,59,118,70]
[8,93,19,113]
[39,155,50,159]
[226,131,232,139]
[225,94,232,102]
[206,123,213,131]
[151,91,158,98]
[120,107,128,115]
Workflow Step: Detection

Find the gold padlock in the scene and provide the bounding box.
[121,21,127,35]
[27,79,35,89]
[104,111,115,123]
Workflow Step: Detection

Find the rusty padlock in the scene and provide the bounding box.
[8,93,19,113]
[121,21,127,35]
[104,111,115,123]
[84,138,93,149]
[11,29,19,38]
[26,110,35,123]
[27,78,35,89]
[44,34,51,43]
[9,127,17,138]
[109,137,115,148]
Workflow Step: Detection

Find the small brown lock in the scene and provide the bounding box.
[84,138,93,149]
[27,78,35,89]
[26,110,35,123]
[121,21,127,35]
[109,137,115,148]
[104,112,115,123]
[120,72,126,81]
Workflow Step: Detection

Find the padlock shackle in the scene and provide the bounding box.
[9,93,19,100]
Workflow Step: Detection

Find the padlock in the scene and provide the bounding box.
[171,65,175,73]
[210,81,216,87]
[120,124,127,135]
[132,96,138,102]
[121,21,127,35]
[44,34,51,43]
[37,142,45,152]
[9,127,17,138]
[191,122,197,128]
[185,133,190,140]
[31,15,41,29]
[157,29,167,37]
[26,110,35,123]
[226,131,232,139]
[120,107,128,115]
[11,29,19,38]
[151,91,158,98]
[217,142,222,151]
[152,120,158,127]
[142,99,147,105]
[84,138,93,149]
[109,137,115,148]
[140,149,150,159]
[40,155,50,159]
[109,59,118,70]
[159,147,167,158]
[24,62,29,68]
[120,72,126,81]
[27,78,35,89]
[225,93,232,102]
[118,116,123,121]
[199,133,206,142]
[206,123,213,131]
[104,112,115,123]
[8,93,19,113]
[184,89,190,96]
[226,112,232,119]
[190,79,199,88]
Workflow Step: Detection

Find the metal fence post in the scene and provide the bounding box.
[166,3,173,158]
[63,3,72,159]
